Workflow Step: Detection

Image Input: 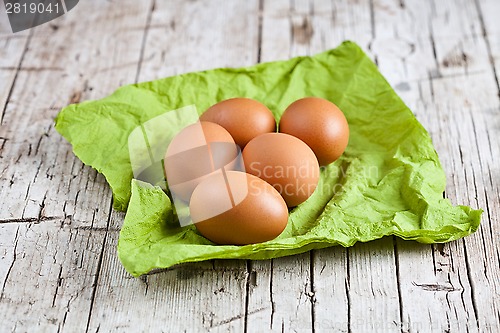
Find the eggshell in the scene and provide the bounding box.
[200,98,276,148]
[190,171,289,245]
[279,97,349,166]
[243,133,319,207]
[164,121,239,202]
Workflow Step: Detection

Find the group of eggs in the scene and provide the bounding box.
[163,97,349,245]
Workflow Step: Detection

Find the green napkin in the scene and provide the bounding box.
[55,41,481,277]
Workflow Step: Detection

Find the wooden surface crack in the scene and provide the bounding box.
[473,0,500,99]
[309,250,316,333]
[394,238,404,332]
[0,31,33,126]
[0,226,19,301]
[269,259,275,330]
[134,0,155,84]
[243,260,251,333]
[0,0,499,331]
[462,239,481,331]
[84,200,112,333]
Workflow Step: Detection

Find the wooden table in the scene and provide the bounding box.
[0,0,499,332]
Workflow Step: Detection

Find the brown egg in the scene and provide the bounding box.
[243,133,320,207]
[200,97,276,148]
[164,121,240,202]
[279,97,349,166]
[190,171,288,245]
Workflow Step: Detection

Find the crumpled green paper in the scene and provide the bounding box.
[55,41,481,277]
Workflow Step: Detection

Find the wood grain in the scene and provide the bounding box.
[368,0,497,332]
[0,220,107,332]
[0,0,498,332]
[85,1,261,332]
[0,1,151,332]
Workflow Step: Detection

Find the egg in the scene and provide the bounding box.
[243,133,319,207]
[164,121,240,202]
[190,171,288,245]
[200,97,276,148]
[279,97,349,166]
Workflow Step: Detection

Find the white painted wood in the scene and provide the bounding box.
[367,0,494,331]
[86,1,261,332]
[0,0,498,332]
[0,0,150,223]
[247,254,314,333]
[244,260,275,332]
[249,1,331,332]
[0,13,30,125]
[0,221,107,332]
[422,0,500,329]
[87,215,249,333]
[310,0,373,56]
[306,2,406,331]
[429,72,500,332]
[0,4,12,34]
[137,0,261,82]
[347,239,401,333]
[478,0,500,82]
[255,0,405,332]
[312,247,349,333]
[0,1,152,332]
[245,1,319,331]
[396,238,480,332]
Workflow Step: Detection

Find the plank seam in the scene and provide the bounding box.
[310,250,315,333]
[256,0,263,63]
[243,260,251,333]
[393,237,404,333]
[461,238,481,331]
[269,259,275,330]
[134,0,156,84]
[0,31,33,126]
[0,216,61,224]
[473,0,500,100]
[0,225,20,301]
[346,248,351,333]
[84,200,113,333]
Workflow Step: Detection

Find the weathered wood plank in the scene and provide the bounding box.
[0,15,30,125]
[87,213,249,333]
[426,0,499,330]
[137,0,261,82]
[370,0,499,331]
[253,1,405,332]
[312,247,349,333]
[348,239,401,333]
[307,1,408,331]
[0,7,12,34]
[0,1,498,332]
[397,238,480,333]
[309,1,411,332]
[0,13,29,59]
[368,0,483,331]
[431,72,500,332]
[245,1,317,331]
[0,1,152,332]
[317,0,405,331]
[0,221,108,332]
[247,254,313,333]
[86,1,261,332]
[0,0,151,224]
[244,1,315,331]
[477,0,500,94]
[475,0,500,241]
